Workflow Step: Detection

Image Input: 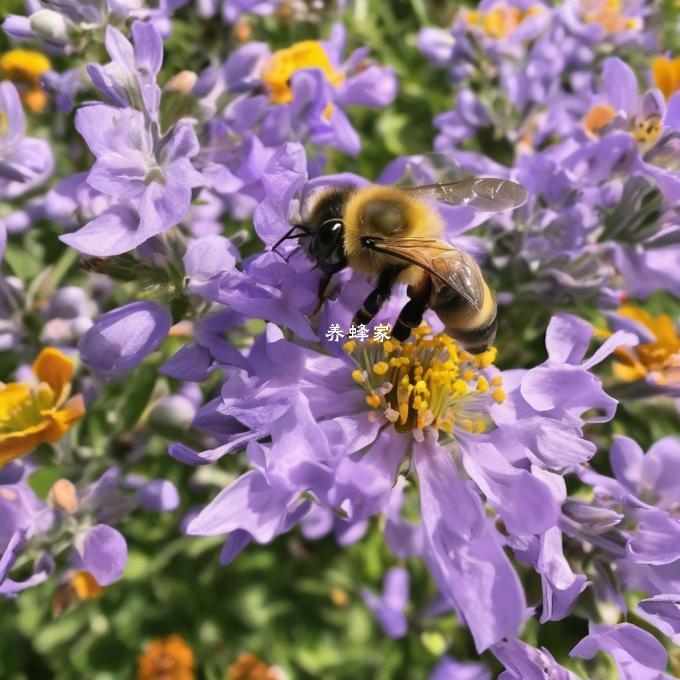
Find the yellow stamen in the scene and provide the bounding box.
[373,362,389,376]
[347,326,501,436]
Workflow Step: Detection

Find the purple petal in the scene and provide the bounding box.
[161,344,212,382]
[137,480,180,512]
[602,57,638,115]
[186,470,296,542]
[570,623,668,680]
[78,524,128,586]
[79,300,171,373]
[59,204,143,256]
[414,436,527,652]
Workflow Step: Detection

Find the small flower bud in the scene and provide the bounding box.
[50,478,79,513]
[29,10,72,46]
[166,70,198,95]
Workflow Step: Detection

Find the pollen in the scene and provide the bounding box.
[347,324,503,438]
[137,635,195,680]
[492,388,506,404]
[70,571,103,600]
[372,362,389,375]
[261,40,345,105]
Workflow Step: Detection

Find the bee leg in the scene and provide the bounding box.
[392,277,433,341]
[311,258,347,316]
[352,270,397,327]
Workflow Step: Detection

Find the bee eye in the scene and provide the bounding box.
[318,219,343,245]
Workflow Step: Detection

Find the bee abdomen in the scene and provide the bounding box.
[451,312,498,353]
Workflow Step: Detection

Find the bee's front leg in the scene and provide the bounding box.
[311,258,347,317]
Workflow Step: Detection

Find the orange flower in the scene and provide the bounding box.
[52,570,104,616]
[227,653,285,680]
[583,103,617,137]
[612,306,680,385]
[0,49,51,113]
[137,635,195,680]
[652,56,680,101]
[0,348,85,468]
[261,41,344,106]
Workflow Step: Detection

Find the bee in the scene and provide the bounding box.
[272,176,527,352]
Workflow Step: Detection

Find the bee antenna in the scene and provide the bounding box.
[271,224,309,258]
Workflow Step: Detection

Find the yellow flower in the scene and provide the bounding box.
[0,347,85,468]
[261,40,344,106]
[652,56,680,101]
[137,635,195,680]
[612,305,680,384]
[227,653,284,680]
[0,49,51,113]
[464,3,544,40]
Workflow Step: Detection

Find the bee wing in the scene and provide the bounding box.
[364,237,484,309]
[402,177,528,212]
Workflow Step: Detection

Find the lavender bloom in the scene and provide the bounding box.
[361,567,409,639]
[74,524,127,586]
[0,81,53,198]
[87,22,163,121]
[60,104,203,255]
[79,300,172,373]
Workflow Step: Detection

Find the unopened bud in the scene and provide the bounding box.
[233,19,252,42]
[29,10,72,46]
[166,70,198,95]
[50,478,79,513]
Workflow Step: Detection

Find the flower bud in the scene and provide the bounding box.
[149,394,197,430]
[166,70,198,95]
[29,10,72,47]
[50,478,79,514]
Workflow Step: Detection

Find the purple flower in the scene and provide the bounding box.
[0,82,54,198]
[79,300,172,373]
[362,566,409,639]
[570,623,672,680]
[87,21,163,120]
[60,105,203,255]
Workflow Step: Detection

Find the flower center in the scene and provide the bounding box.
[465,4,544,39]
[261,40,345,105]
[632,114,662,146]
[345,324,505,438]
[0,382,55,434]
